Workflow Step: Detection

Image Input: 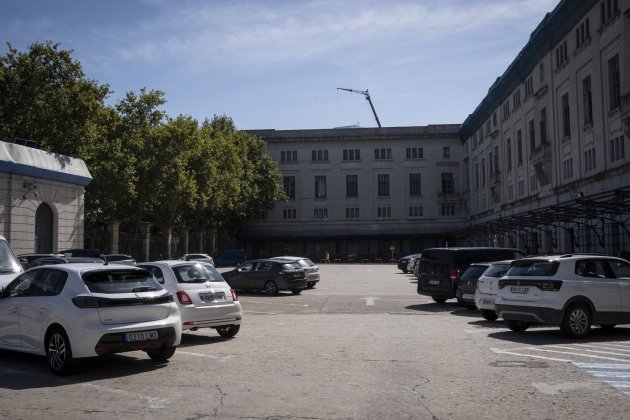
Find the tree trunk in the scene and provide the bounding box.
[164,224,173,259]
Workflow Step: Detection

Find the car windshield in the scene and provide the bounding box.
[82,269,163,293]
[0,240,22,274]
[508,260,559,276]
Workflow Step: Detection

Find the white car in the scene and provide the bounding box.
[0,264,181,375]
[180,253,215,266]
[0,235,23,288]
[474,260,514,321]
[495,254,630,338]
[138,260,242,337]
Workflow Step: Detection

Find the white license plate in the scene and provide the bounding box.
[463,293,474,300]
[199,292,225,303]
[482,298,495,305]
[428,280,440,285]
[124,330,158,342]
[510,286,530,294]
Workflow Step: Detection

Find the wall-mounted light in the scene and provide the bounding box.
[23,181,38,199]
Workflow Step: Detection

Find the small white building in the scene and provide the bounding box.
[0,140,92,254]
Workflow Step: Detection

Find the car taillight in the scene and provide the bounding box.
[231,289,238,301]
[177,291,193,305]
[72,296,104,308]
[537,280,563,291]
[450,269,459,284]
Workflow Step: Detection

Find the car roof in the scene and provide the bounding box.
[31,263,146,272]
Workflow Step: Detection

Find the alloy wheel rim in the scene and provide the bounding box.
[48,333,66,370]
[569,309,588,334]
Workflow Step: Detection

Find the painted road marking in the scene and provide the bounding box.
[492,341,630,363]
[574,363,630,394]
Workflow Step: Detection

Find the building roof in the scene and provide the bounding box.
[0,141,92,186]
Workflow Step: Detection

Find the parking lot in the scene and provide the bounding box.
[1,263,630,419]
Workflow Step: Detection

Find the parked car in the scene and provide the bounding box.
[455,262,492,309]
[222,259,306,295]
[29,256,105,268]
[270,256,320,288]
[398,253,421,273]
[58,248,101,258]
[474,260,514,321]
[416,247,526,303]
[17,253,64,270]
[0,264,181,374]
[0,235,23,288]
[214,250,247,267]
[180,253,214,266]
[407,255,420,275]
[496,254,630,338]
[138,260,242,338]
[103,254,136,266]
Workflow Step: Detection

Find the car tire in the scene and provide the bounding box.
[561,303,592,338]
[216,324,240,338]
[46,327,75,375]
[402,269,408,274]
[505,319,530,332]
[432,296,447,304]
[265,281,279,296]
[146,345,176,361]
[307,282,315,289]
[291,289,302,295]
[481,310,498,321]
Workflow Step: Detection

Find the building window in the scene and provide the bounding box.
[555,40,568,68]
[494,146,499,175]
[346,175,358,197]
[562,94,571,138]
[314,207,328,219]
[406,147,424,159]
[530,174,538,192]
[576,18,590,48]
[475,163,479,190]
[377,207,391,218]
[280,151,298,162]
[525,76,534,97]
[608,55,621,111]
[343,149,361,161]
[493,112,497,127]
[408,206,423,218]
[518,179,525,197]
[311,150,329,161]
[315,176,327,198]
[481,159,486,186]
[374,148,392,160]
[585,148,597,172]
[506,138,512,171]
[283,208,297,219]
[441,172,454,194]
[539,63,544,83]
[377,174,390,197]
[441,205,455,216]
[610,135,626,163]
[517,130,523,165]
[563,158,574,180]
[409,173,422,196]
[502,101,510,120]
[601,0,620,25]
[443,147,450,158]
[582,76,593,126]
[283,176,295,199]
[508,184,514,201]
[529,120,536,155]
[489,152,493,175]
[512,89,521,110]
[540,108,548,144]
[345,207,360,218]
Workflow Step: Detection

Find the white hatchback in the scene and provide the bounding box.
[139,261,242,337]
[0,264,181,375]
[474,260,514,321]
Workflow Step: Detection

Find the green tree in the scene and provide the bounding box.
[0,41,109,157]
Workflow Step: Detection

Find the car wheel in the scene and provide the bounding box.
[146,345,176,361]
[505,319,530,332]
[46,327,75,375]
[561,303,592,338]
[307,282,315,289]
[600,324,616,330]
[265,281,279,296]
[402,269,408,274]
[432,296,447,304]
[217,324,240,338]
[481,310,498,321]
[291,289,302,295]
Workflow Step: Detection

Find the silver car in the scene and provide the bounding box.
[139,260,242,338]
[271,256,320,288]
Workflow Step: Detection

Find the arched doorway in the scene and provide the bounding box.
[35,203,54,253]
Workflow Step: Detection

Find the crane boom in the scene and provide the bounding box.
[337,88,382,128]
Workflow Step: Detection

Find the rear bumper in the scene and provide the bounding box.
[94,327,177,356]
[495,303,562,324]
[180,302,243,330]
[474,290,496,310]
[417,284,456,299]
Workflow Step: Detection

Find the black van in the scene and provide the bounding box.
[416,247,525,303]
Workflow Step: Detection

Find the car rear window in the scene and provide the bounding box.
[462,265,488,279]
[507,260,559,276]
[82,269,163,293]
[282,263,301,270]
[484,263,511,278]
[173,264,223,283]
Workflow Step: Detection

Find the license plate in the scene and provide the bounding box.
[463,293,474,300]
[482,298,495,305]
[199,292,225,303]
[428,280,440,285]
[510,286,530,294]
[124,330,158,342]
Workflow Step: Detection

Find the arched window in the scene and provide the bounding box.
[35,203,54,253]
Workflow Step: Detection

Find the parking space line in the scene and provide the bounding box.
[546,345,630,357]
[574,362,630,394]
[490,347,573,362]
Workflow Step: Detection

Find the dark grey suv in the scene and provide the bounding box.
[222,259,307,295]
[416,247,526,303]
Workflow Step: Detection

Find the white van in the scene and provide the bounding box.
[0,235,23,288]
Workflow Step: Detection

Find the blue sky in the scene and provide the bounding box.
[2,0,559,130]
